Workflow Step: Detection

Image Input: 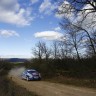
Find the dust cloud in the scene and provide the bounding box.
[9,67,25,77]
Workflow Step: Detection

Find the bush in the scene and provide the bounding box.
[0,60,13,76]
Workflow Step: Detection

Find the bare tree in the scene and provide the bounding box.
[86,30,96,56]
[58,41,68,59]
[92,31,96,47]
[56,0,96,57]
[41,42,52,60]
[58,39,73,59]
[32,41,44,60]
[71,0,96,12]
[51,41,60,59]
[32,41,51,60]
[57,0,96,18]
[60,19,87,59]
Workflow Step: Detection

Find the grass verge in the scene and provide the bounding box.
[0,76,38,96]
[44,76,96,89]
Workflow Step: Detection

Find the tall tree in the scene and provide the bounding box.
[41,42,52,60]
[57,0,96,57]
[32,41,44,60]
[32,41,51,60]
[51,41,60,59]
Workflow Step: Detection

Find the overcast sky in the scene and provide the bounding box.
[0,0,64,58]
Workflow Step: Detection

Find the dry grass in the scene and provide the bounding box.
[0,76,38,96]
[45,76,96,89]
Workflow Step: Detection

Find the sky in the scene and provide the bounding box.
[0,0,64,58]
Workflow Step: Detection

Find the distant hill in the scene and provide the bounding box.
[6,58,28,63]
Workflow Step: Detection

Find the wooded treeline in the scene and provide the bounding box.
[24,0,96,79]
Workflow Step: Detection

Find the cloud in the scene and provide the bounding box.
[54,27,61,31]
[39,0,57,15]
[39,0,51,13]
[31,0,39,4]
[0,29,19,37]
[34,31,65,41]
[0,0,33,26]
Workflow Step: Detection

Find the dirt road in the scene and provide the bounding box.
[11,76,96,96]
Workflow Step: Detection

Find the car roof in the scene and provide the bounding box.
[26,69,36,71]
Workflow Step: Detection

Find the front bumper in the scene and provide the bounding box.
[29,76,41,80]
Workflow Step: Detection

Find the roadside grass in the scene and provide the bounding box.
[0,60,38,96]
[0,76,38,96]
[44,76,96,89]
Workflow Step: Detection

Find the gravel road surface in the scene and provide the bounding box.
[11,76,96,96]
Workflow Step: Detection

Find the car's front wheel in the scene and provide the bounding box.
[38,77,41,81]
[26,76,29,81]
